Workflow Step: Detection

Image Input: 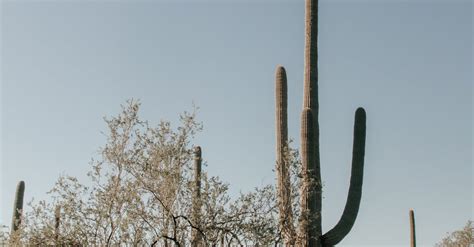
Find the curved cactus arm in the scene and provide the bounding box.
[11,181,25,233]
[409,209,416,247]
[321,107,366,246]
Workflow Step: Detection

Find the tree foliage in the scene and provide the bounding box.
[7,100,301,246]
[436,221,473,247]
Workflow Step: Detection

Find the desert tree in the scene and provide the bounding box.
[436,220,473,247]
[9,100,289,246]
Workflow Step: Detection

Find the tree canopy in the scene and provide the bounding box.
[7,100,303,246]
[435,221,473,247]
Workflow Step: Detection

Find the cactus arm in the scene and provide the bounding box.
[11,181,25,233]
[321,108,366,246]
[409,209,416,247]
[275,65,296,245]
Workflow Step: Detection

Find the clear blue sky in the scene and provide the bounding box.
[1,0,472,246]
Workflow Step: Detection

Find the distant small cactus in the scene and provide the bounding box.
[11,181,25,234]
[55,205,61,243]
[410,209,416,247]
[191,146,203,247]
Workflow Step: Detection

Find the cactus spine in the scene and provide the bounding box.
[191,146,202,247]
[11,181,25,234]
[275,0,367,246]
[409,209,416,247]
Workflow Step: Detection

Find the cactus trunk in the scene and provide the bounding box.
[191,146,202,247]
[409,210,416,247]
[11,181,25,234]
[300,0,322,245]
[299,108,322,247]
[303,0,319,112]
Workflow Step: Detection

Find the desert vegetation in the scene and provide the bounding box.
[5,0,369,245]
[5,101,287,246]
[435,221,473,247]
[1,0,471,246]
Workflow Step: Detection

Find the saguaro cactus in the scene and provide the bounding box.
[409,209,416,247]
[191,146,203,247]
[274,0,367,245]
[55,205,61,244]
[11,181,25,234]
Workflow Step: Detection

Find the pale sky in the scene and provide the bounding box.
[1,0,472,246]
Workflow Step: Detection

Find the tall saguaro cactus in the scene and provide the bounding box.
[191,146,203,247]
[409,209,416,247]
[274,0,367,246]
[11,181,25,234]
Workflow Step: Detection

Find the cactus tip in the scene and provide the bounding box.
[355,108,366,124]
[276,65,286,74]
[17,181,25,192]
[355,107,366,116]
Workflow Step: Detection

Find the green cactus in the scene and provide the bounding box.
[191,146,202,247]
[274,0,367,245]
[409,209,416,247]
[320,108,366,246]
[11,181,25,234]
